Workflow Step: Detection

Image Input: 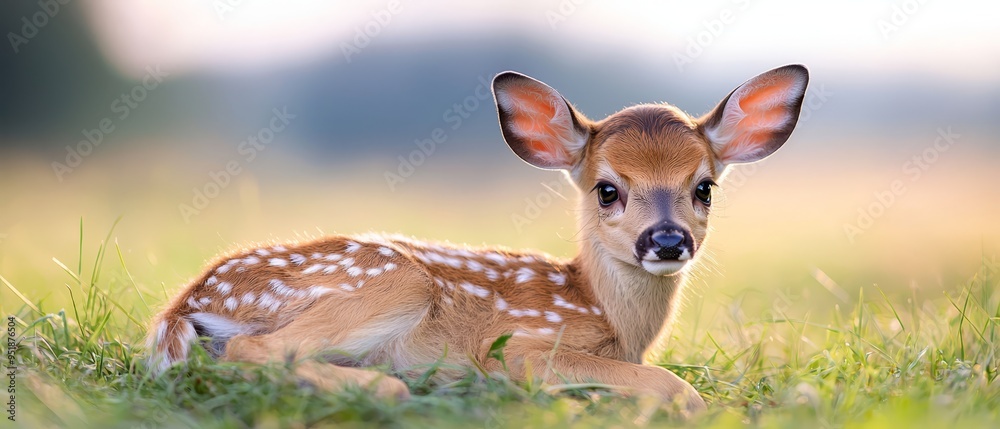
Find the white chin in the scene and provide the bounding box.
[641,260,688,276]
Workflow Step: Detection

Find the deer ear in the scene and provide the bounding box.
[492,72,591,170]
[699,65,809,165]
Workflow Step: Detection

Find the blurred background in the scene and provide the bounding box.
[1,1,998,331]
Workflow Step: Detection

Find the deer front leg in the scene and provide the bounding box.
[494,345,706,413]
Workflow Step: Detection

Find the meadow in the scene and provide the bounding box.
[2,142,998,428]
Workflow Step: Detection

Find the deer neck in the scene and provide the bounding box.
[572,235,686,363]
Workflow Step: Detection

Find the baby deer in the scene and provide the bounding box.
[147,65,809,412]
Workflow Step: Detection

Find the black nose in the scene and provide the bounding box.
[636,223,693,262]
[650,231,684,249]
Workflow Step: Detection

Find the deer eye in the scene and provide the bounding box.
[596,183,619,207]
[694,180,714,206]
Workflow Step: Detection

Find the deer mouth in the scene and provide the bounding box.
[639,259,689,276]
[637,246,693,276]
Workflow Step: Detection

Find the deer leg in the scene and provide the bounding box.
[490,344,705,413]
[223,333,411,400]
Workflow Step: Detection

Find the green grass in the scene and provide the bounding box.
[4,221,999,429]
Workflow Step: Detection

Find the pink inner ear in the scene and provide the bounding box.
[715,73,802,163]
[738,77,797,111]
[503,83,573,163]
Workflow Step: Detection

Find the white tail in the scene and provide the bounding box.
[147,65,809,412]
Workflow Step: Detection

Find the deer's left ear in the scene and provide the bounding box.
[493,72,591,170]
[699,64,809,165]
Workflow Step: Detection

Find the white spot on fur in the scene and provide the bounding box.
[198,297,211,305]
[485,269,500,281]
[302,264,324,274]
[346,267,363,277]
[485,253,508,265]
[205,276,218,286]
[591,306,602,315]
[345,241,362,253]
[325,253,343,262]
[339,283,355,292]
[466,260,484,272]
[460,282,490,298]
[515,267,535,283]
[339,257,355,267]
[442,296,454,305]
[508,309,541,318]
[216,281,232,295]
[236,267,246,273]
[384,262,397,271]
[378,246,395,256]
[366,268,383,276]
[242,256,260,265]
[426,252,463,268]
[312,252,324,259]
[306,285,334,298]
[537,327,555,335]
[544,311,563,323]
[272,245,287,252]
[548,272,566,286]
[553,294,590,314]
[255,249,270,256]
[269,279,294,296]
[553,294,573,310]
[257,292,281,312]
[216,264,231,274]
[518,255,536,263]
[240,292,256,305]
[495,297,508,311]
[269,258,288,267]
[290,254,307,265]
[322,265,339,274]
[224,297,239,311]
[187,296,202,309]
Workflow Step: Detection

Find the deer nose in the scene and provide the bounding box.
[650,231,684,249]
[636,224,694,262]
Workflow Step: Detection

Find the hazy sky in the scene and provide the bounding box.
[83,0,1000,81]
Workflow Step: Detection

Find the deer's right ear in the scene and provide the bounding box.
[492,72,591,170]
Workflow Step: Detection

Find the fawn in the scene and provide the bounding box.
[147,65,809,412]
